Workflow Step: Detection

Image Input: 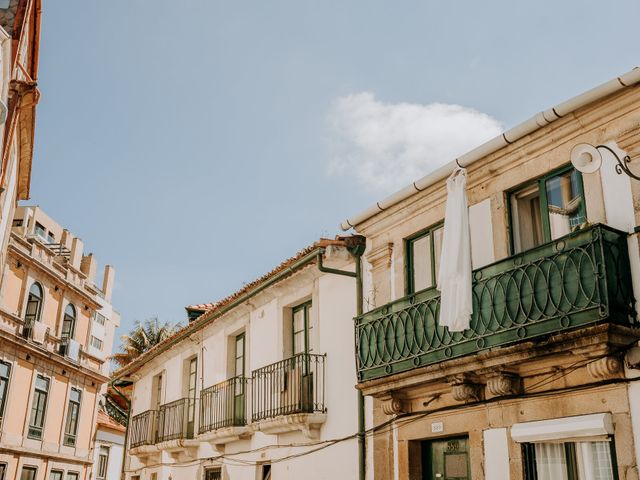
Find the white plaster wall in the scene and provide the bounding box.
[483,428,510,480]
[92,439,124,480]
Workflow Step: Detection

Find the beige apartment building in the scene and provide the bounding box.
[0,206,120,480]
[343,67,640,479]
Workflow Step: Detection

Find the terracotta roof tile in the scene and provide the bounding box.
[97,410,126,433]
[113,236,362,378]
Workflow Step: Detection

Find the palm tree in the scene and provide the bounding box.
[111,317,180,369]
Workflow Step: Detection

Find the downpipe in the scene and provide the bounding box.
[317,240,366,480]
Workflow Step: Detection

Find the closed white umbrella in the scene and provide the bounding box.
[437,167,472,331]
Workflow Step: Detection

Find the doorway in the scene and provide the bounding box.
[422,436,470,480]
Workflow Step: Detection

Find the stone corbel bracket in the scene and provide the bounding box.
[447,374,483,403]
[481,369,521,398]
[572,345,623,381]
[380,391,406,415]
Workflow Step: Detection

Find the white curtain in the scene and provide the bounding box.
[437,167,472,331]
[534,443,569,480]
[577,442,614,480]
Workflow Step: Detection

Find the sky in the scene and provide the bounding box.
[29,1,640,351]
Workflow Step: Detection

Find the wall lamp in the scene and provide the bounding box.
[571,143,639,180]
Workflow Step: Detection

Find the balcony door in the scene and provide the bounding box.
[186,357,197,438]
[292,302,313,411]
[233,333,245,425]
[422,437,470,480]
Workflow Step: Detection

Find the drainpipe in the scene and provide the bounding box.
[109,379,132,480]
[317,239,366,480]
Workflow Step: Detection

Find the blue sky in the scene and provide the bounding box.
[29,1,640,349]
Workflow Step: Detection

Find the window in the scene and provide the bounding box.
[47,232,55,243]
[524,441,616,480]
[261,463,272,480]
[64,388,81,446]
[12,219,23,227]
[28,375,49,439]
[0,361,10,424]
[49,471,63,480]
[20,467,37,480]
[0,463,6,480]
[187,357,197,437]
[510,167,586,254]
[97,446,110,480]
[60,304,76,355]
[61,304,76,341]
[66,473,79,480]
[23,282,43,338]
[90,336,104,350]
[94,312,106,325]
[34,222,46,239]
[205,469,221,480]
[406,224,444,294]
[235,333,245,376]
[292,302,312,355]
[150,474,157,480]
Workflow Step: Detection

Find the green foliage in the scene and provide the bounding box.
[111,317,180,369]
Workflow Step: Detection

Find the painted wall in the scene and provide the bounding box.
[125,255,360,480]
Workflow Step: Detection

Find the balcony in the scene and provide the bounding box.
[157,398,194,443]
[251,353,327,438]
[355,224,637,383]
[129,410,158,449]
[199,376,251,445]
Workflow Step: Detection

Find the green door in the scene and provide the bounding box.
[423,437,470,480]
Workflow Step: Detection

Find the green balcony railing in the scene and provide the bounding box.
[355,224,637,382]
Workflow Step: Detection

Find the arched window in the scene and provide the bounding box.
[23,283,43,338]
[61,304,76,342]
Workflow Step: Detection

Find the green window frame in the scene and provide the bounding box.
[28,375,49,439]
[509,165,586,255]
[187,357,197,437]
[405,223,444,295]
[63,388,81,446]
[0,361,10,425]
[234,333,245,376]
[292,302,312,355]
[23,282,43,338]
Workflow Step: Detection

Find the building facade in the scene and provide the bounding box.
[0,0,41,282]
[343,68,640,480]
[116,237,364,480]
[91,411,125,480]
[0,206,120,480]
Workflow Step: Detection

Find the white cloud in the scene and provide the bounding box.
[326,92,503,192]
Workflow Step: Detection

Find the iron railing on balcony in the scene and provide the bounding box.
[252,353,326,422]
[355,224,637,382]
[157,398,194,442]
[129,410,158,448]
[200,376,247,434]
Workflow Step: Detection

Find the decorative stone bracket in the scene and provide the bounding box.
[484,370,521,397]
[380,392,405,415]
[447,374,483,403]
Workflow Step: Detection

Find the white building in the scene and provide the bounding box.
[92,410,125,480]
[115,237,364,480]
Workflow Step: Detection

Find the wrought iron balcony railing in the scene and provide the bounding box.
[129,410,158,448]
[252,353,326,422]
[200,376,247,434]
[157,398,195,442]
[355,224,637,382]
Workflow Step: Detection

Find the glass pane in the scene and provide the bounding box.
[235,357,243,376]
[410,234,432,292]
[433,226,444,281]
[293,331,304,355]
[20,468,37,480]
[66,474,79,480]
[534,443,569,480]
[36,376,49,391]
[577,441,614,480]
[546,170,585,240]
[235,336,244,358]
[70,388,81,403]
[293,308,304,332]
[511,183,543,253]
[50,472,63,480]
[0,362,9,378]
